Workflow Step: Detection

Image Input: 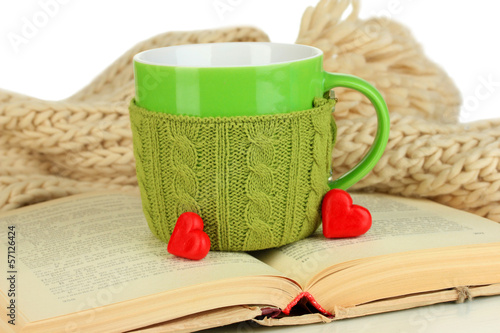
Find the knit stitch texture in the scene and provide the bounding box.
[3,1,500,227]
[129,97,337,251]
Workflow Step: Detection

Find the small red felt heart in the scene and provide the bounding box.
[321,189,372,238]
[167,212,210,260]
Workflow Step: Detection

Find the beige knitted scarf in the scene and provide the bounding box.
[1,0,499,222]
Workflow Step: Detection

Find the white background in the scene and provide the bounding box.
[1,0,499,123]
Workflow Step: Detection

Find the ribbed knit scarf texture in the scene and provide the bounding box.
[1,0,500,226]
[130,98,337,251]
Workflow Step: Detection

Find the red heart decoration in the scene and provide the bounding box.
[321,189,372,238]
[167,212,211,260]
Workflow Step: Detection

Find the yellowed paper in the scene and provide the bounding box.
[255,193,500,286]
[0,192,284,323]
[128,305,263,333]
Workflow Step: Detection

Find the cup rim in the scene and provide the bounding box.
[133,42,323,68]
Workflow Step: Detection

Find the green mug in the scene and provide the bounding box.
[130,42,389,251]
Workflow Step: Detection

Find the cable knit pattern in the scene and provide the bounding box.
[168,123,200,216]
[129,98,336,251]
[243,123,276,250]
[2,0,500,235]
[301,98,337,239]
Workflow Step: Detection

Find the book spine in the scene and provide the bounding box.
[282,292,332,316]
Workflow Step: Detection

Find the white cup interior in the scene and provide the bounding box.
[134,42,322,68]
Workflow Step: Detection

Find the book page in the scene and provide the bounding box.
[0,192,284,323]
[253,193,500,286]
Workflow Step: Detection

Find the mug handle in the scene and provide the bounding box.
[324,72,390,190]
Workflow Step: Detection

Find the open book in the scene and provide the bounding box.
[1,191,499,332]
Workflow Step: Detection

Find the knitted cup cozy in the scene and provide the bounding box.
[129,97,337,251]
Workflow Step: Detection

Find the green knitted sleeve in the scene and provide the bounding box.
[129,97,337,251]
